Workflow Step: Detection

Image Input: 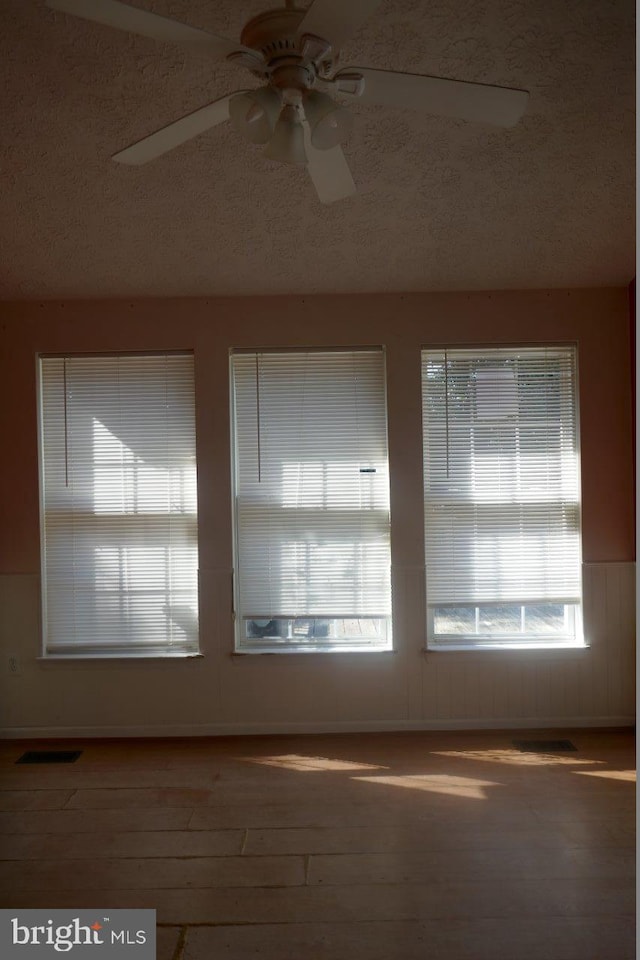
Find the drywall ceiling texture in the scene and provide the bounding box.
[0,0,635,298]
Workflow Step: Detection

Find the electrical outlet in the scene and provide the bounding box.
[7,655,21,676]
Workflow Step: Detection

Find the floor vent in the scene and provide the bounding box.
[16,750,82,764]
[512,739,577,753]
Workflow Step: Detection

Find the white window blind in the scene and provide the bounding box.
[231,349,392,652]
[422,346,582,647]
[39,353,199,657]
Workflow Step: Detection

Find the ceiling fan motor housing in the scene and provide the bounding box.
[239,7,336,82]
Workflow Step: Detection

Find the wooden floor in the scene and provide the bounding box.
[0,728,635,960]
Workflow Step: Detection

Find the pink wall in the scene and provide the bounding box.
[0,287,634,575]
[0,287,635,736]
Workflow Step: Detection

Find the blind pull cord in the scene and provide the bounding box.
[255,353,262,483]
[63,357,69,487]
[444,349,450,479]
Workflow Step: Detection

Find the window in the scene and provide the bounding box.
[421,346,582,649]
[231,349,392,652]
[39,353,199,657]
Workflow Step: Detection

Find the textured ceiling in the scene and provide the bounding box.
[0,0,635,298]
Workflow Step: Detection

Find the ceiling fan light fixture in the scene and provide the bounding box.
[264,105,307,165]
[229,88,281,144]
[246,103,264,124]
[304,90,353,150]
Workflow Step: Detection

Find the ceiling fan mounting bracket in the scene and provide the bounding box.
[299,33,333,66]
[226,49,270,77]
[334,72,365,97]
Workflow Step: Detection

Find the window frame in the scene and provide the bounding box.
[421,342,584,652]
[37,350,200,660]
[229,346,393,654]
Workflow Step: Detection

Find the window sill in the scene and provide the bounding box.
[233,646,395,656]
[426,642,589,653]
[38,653,203,662]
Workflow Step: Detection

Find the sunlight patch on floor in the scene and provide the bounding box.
[573,769,636,782]
[431,749,605,767]
[352,773,498,799]
[245,754,386,772]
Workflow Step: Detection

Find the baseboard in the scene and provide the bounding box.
[0,716,634,739]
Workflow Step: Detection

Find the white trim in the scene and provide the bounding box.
[0,716,634,739]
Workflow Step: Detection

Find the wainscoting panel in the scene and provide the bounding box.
[420,562,635,725]
[0,564,634,737]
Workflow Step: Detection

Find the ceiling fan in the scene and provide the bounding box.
[46,0,529,204]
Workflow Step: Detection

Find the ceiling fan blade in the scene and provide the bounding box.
[335,67,529,127]
[297,0,382,50]
[112,94,238,165]
[46,0,261,63]
[306,142,356,205]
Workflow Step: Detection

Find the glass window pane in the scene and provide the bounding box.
[433,607,477,635]
[524,603,568,634]
[477,604,522,634]
[242,617,388,645]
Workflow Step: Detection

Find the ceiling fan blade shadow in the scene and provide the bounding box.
[306,139,356,204]
[336,67,529,127]
[297,0,382,50]
[46,0,261,63]
[112,94,242,165]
